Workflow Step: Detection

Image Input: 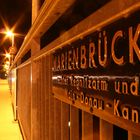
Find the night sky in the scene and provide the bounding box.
[0,0,32,77]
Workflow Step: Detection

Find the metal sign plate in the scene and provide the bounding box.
[52,10,140,134]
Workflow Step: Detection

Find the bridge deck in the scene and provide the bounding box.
[0,79,23,140]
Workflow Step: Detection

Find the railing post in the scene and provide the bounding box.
[70,106,80,140]
[82,111,93,140]
[100,119,113,140]
[128,132,140,140]
[32,0,41,24]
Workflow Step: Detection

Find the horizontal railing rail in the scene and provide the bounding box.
[10,0,140,69]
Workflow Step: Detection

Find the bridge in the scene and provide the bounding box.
[2,0,140,140]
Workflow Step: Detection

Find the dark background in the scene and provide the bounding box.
[0,0,32,78]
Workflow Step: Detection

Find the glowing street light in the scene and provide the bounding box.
[4,29,17,63]
[4,64,9,70]
[5,61,10,65]
[6,30,13,36]
[0,27,18,66]
[5,30,14,47]
[5,53,11,59]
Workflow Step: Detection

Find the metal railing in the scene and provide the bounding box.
[8,0,140,139]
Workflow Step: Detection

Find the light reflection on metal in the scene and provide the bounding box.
[68,121,71,127]
[12,77,16,82]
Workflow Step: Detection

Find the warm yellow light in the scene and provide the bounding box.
[6,30,14,37]
[5,30,15,46]
[68,121,71,127]
[4,64,9,70]
[5,61,10,65]
[5,53,10,59]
